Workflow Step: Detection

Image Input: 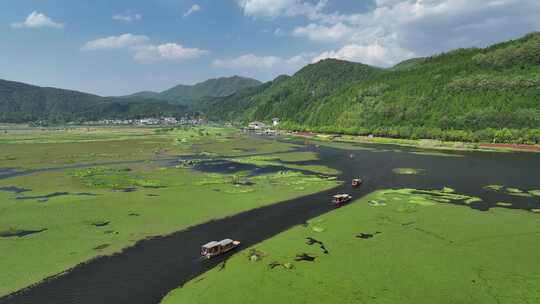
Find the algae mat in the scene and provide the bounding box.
[0,127,339,297]
[163,189,540,304]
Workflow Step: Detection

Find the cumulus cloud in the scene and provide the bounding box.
[82,34,207,63]
[11,11,64,29]
[133,43,209,63]
[312,43,415,67]
[184,4,202,17]
[81,34,149,51]
[292,22,352,43]
[272,0,540,67]
[236,0,327,19]
[212,53,310,70]
[113,12,142,22]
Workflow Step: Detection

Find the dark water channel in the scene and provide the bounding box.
[1,137,540,304]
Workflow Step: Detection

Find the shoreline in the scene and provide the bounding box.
[287,131,540,153]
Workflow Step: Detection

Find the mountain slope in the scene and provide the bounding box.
[128,76,262,105]
[0,79,187,123]
[203,32,540,143]
[202,59,382,122]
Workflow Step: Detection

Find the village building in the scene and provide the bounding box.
[248,121,267,130]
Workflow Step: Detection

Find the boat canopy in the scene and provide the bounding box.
[202,241,219,249]
[219,239,234,246]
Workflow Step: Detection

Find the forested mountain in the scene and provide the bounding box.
[201,59,382,121]
[0,79,188,123]
[127,76,261,105]
[202,32,540,143]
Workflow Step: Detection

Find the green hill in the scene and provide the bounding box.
[0,79,188,123]
[202,59,382,121]
[203,32,540,144]
[128,76,261,105]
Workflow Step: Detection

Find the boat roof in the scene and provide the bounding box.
[202,241,219,249]
[202,239,234,248]
[219,239,234,246]
[333,194,351,198]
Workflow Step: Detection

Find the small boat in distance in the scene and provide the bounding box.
[201,239,241,259]
[332,194,352,207]
[352,178,363,188]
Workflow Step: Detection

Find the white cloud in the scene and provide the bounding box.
[212,53,310,70]
[113,12,142,22]
[272,0,540,67]
[82,34,207,64]
[213,54,281,69]
[236,0,327,19]
[312,42,415,67]
[184,4,202,17]
[81,34,149,51]
[133,43,209,63]
[11,11,64,29]
[292,22,352,43]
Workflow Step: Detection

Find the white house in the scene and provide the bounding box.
[248,121,267,130]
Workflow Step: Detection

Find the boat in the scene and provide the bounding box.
[332,194,352,207]
[201,238,241,259]
[352,178,363,188]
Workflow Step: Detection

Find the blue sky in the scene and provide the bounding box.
[1,0,539,96]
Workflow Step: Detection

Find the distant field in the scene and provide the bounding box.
[163,189,540,304]
[0,126,339,296]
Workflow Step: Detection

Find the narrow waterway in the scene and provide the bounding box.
[1,138,539,304]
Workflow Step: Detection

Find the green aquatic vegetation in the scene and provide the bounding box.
[370,188,483,209]
[69,167,163,190]
[484,184,504,192]
[311,226,325,233]
[0,165,338,296]
[194,173,231,186]
[441,187,456,193]
[233,152,339,175]
[175,159,202,169]
[484,185,536,198]
[464,197,483,205]
[392,168,426,175]
[409,197,437,206]
[223,186,255,194]
[529,190,540,197]
[163,189,540,304]
[411,151,464,158]
[0,129,340,296]
[368,200,387,207]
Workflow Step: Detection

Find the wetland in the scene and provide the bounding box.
[1,126,539,304]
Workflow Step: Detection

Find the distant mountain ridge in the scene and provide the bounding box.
[0,79,188,123]
[126,75,262,105]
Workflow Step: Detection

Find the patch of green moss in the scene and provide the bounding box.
[529,190,540,197]
[484,185,536,198]
[392,168,426,175]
